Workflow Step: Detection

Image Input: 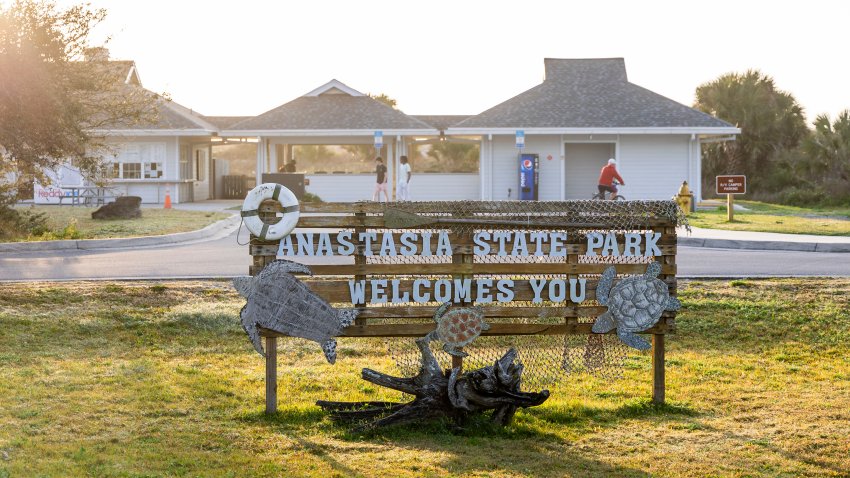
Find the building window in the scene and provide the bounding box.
[179,145,191,180]
[144,162,163,178]
[123,163,141,179]
[102,163,120,179]
[194,149,207,181]
[112,142,166,180]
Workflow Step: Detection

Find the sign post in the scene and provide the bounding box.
[716,175,746,221]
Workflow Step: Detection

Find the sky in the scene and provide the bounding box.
[51,0,850,123]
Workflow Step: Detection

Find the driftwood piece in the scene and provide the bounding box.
[317,338,549,430]
[91,196,142,220]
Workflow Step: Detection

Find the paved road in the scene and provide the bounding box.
[0,228,847,281]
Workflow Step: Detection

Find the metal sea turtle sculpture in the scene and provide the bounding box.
[233,259,358,364]
[424,302,490,358]
[591,262,681,350]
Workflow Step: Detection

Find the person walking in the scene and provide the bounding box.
[372,157,389,202]
[397,155,412,200]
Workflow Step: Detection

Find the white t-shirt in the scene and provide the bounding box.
[399,163,411,182]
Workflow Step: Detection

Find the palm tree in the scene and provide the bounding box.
[694,70,808,194]
[801,110,850,195]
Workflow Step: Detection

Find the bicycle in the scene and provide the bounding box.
[591,181,625,200]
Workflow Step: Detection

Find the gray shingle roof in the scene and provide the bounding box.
[412,115,471,130]
[203,116,252,129]
[114,97,216,131]
[227,92,434,131]
[454,58,734,129]
[85,60,216,132]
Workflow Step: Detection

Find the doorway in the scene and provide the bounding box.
[564,143,615,199]
[192,145,211,200]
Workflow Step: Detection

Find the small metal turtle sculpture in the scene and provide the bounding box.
[592,262,681,350]
[424,302,490,358]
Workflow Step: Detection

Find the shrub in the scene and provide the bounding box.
[302,192,323,203]
[778,187,827,206]
[0,206,49,240]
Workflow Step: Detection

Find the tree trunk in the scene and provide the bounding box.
[317,338,549,430]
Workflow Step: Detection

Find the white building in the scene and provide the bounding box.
[35,58,219,204]
[449,58,738,202]
[37,57,738,204]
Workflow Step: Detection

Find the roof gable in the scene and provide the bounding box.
[304,79,364,97]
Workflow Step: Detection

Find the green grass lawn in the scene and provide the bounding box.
[0,279,848,477]
[9,206,231,242]
[689,200,850,235]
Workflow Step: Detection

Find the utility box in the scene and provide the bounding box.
[262,173,305,200]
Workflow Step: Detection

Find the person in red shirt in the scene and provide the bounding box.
[597,158,625,199]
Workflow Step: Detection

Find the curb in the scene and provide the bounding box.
[678,236,850,253]
[0,214,240,253]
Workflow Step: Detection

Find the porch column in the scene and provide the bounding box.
[255,137,266,185]
[560,135,566,200]
[269,143,279,173]
[695,139,703,202]
[392,135,401,201]
[484,134,494,200]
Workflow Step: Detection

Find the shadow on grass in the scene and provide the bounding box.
[529,398,698,427]
[243,405,659,477]
[242,396,700,439]
[692,422,848,476]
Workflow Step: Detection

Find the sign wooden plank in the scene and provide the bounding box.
[302,276,676,303]
[347,306,678,320]
[259,319,675,338]
[295,215,677,229]
[305,262,677,276]
[253,232,677,257]
[716,175,747,194]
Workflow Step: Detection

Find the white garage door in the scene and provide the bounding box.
[564,143,614,200]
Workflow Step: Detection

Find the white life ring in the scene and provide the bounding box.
[241,183,300,240]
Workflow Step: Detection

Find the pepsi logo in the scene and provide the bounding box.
[522,159,533,170]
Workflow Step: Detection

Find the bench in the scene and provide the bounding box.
[247,200,681,414]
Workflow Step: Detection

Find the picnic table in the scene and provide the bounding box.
[58,186,119,207]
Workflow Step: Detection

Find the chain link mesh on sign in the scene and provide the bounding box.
[355,200,687,390]
[373,199,690,238]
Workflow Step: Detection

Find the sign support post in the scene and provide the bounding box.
[727,193,734,222]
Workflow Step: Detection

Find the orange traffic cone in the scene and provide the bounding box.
[164,189,172,209]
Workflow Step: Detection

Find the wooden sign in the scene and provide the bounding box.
[248,200,684,412]
[716,175,746,195]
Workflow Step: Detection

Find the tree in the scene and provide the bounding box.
[0,0,157,207]
[800,110,850,200]
[422,141,479,173]
[368,93,396,109]
[694,70,808,194]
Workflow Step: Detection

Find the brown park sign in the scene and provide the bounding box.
[716,175,747,195]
